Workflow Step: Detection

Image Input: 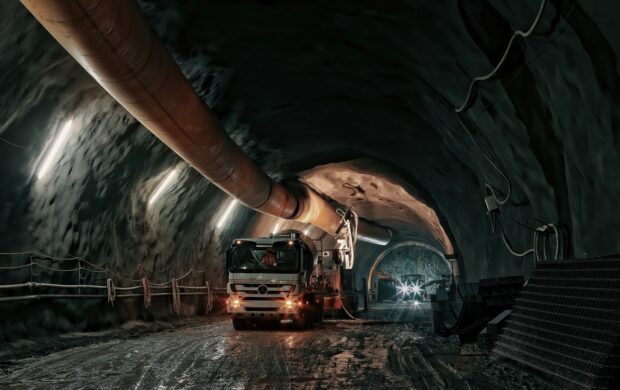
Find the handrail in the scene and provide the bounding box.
[0,251,215,313]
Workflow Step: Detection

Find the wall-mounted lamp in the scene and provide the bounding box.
[38,119,74,179]
[216,199,238,229]
[148,166,180,207]
[272,220,282,235]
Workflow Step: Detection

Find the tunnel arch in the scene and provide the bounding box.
[366,240,452,294]
[245,155,466,290]
[280,151,461,256]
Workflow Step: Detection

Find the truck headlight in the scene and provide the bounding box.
[284,299,302,310]
[230,298,241,309]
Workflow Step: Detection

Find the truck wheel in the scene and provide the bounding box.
[294,313,308,330]
[314,303,324,323]
[232,318,247,330]
[305,311,314,329]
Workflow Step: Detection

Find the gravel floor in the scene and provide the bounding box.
[0,303,560,389]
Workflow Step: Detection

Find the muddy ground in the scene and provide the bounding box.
[0,303,559,389]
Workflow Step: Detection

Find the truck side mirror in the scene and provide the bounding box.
[225,248,231,270]
[333,250,342,265]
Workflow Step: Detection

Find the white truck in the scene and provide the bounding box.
[226,232,343,330]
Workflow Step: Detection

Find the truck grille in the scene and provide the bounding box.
[232,283,292,296]
[241,284,286,288]
[243,297,284,301]
[245,307,278,312]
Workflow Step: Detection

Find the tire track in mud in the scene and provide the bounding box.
[3,322,231,389]
[4,321,448,389]
[132,337,207,389]
[169,331,231,388]
[131,323,232,389]
[175,322,241,386]
[398,323,471,390]
[235,331,300,389]
[0,312,552,389]
[5,340,127,389]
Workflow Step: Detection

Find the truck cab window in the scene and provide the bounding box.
[229,241,300,273]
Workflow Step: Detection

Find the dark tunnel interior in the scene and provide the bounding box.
[1,0,619,388]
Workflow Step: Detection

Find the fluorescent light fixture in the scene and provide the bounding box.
[272,220,282,235]
[216,199,238,229]
[357,231,390,246]
[148,166,179,206]
[38,119,74,179]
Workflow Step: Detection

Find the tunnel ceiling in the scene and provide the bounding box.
[1,0,620,285]
[298,159,453,253]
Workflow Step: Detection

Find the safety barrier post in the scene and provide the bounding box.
[78,259,81,296]
[29,255,33,287]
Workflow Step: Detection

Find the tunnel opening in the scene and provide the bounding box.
[359,241,452,325]
[367,241,451,302]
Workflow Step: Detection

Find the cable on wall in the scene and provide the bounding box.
[456,114,512,205]
[454,0,548,206]
[455,0,548,114]
[452,0,575,262]
[496,214,566,262]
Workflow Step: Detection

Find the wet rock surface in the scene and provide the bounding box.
[0,305,559,389]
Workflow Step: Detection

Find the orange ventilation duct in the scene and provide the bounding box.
[21,0,390,244]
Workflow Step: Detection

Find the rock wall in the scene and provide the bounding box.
[0,1,258,341]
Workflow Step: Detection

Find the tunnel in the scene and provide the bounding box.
[1,0,619,388]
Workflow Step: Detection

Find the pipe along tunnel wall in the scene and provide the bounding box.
[0,0,620,366]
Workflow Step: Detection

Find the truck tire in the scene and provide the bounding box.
[232,318,247,330]
[294,311,310,330]
[305,311,314,329]
[314,300,324,323]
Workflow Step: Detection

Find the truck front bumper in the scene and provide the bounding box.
[227,296,302,319]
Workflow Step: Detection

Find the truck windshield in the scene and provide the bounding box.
[229,242,299,273]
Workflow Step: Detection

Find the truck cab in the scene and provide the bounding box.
[226,232,336,330]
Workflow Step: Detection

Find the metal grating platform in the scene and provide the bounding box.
[493,258,620,389]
